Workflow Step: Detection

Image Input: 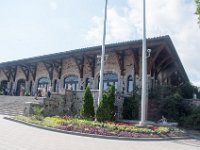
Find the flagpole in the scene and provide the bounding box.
[140,0,148,125]
[98,0,108,105]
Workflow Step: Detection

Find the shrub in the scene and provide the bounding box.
[0,90,3,95]
[106,85,115,121]
[25,91,30,96]
[184,106,200,130]
[96,85,116,122]
[32,106,44,116]
[180,82,198,99]
[158,92,183,122]
[122,95,139,120]
[96,93,109,122]
[80,86,95,120]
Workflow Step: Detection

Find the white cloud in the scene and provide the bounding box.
[85,0,200,85]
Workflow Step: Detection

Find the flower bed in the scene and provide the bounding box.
[14,115,184,139]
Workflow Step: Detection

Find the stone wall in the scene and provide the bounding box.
[43,90,124,119]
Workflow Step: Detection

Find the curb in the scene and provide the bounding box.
[3,117,190,141]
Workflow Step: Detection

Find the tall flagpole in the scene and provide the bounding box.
[140,0,148,125]
[98,0,108,105]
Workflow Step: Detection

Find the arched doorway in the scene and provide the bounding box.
[37,77,50,96]
[0,80,8,95]
[16,79,25,96]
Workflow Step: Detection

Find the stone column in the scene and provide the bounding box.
[25,81,30,93]
[120,76,125,94]
[56,79,60,93]
[33,81,38,96]
[79,78,84,90]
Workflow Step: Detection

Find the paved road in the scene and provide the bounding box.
[0,115,200,150]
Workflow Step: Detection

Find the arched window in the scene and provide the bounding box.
[127,75,133,93]
[1,80,8,90]
[64,75,78,91]
[38,77,50,92]
[16,79,25,96]
[98,73,118,91]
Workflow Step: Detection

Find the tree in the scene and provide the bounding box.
[80,86,95,120]
[122,95,139,120]
[106,85,115,121]
[96,93,110,122]
[195,0,200,25]
[180,82,198,99]
[96,85,116,122]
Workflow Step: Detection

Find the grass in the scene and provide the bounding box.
[14,115,184,137]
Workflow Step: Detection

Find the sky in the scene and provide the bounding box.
[0,0,200,85]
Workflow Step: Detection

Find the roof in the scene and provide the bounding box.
[0,35,189,82]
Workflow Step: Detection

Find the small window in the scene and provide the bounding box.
[127,75,133,93]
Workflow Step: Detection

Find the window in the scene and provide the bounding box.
[127,75,133,93]
[64,75,78,91]
[98,73,118,91]
[38,77,50,91]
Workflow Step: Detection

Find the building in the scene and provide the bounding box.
[0,35,189,97]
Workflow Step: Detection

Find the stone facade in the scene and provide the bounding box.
[0,36,189,118]
[0,51,141,96]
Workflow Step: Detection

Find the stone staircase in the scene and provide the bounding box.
[0,96,43,116]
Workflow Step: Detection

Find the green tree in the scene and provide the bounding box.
[80,86,95,120]
[96,85,116,122]
[106,85,115,121]
[180,82,198,99]
[184,106,200,130]
[96,93,110,122]
[123,95,139,120]
[195,0,200,25]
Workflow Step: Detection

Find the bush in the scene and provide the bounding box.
[180,82,198,99]
[106,85,115,121]
[25,91,30,96]
[32,106,44,116]
[122,95,139,120]
[158,92,187,122]
[0,90,3,95]
[96,93,110,122]
[96,85,115,122]
[80,86,95,120]
[184,106,200,130]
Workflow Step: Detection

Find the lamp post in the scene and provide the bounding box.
[140,0,148,126]
[98,0,108,106]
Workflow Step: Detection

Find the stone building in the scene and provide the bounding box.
[0,35,189,97]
